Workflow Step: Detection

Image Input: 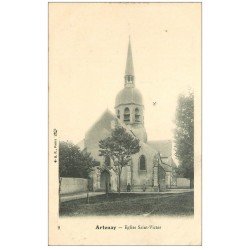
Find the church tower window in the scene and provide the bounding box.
[124,107,130,122]
[135,108,140,122]
[139,155,146,171]
[117,109,120,119]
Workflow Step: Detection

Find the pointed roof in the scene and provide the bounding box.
[125,37,134,76]
[84,109,137,143]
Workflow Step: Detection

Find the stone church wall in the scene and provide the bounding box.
[119,143,158,192]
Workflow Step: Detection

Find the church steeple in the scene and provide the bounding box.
[114,37,147,142]
[124,37,135,87]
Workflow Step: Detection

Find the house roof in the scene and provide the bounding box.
[147,140,172,158]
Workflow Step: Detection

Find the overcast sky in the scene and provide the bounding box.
[49,3,201,144]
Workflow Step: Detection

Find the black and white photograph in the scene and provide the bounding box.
[48,2,201,245]
[3,0,250,249]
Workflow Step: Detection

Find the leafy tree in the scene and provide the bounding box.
[59,141,99,193]
[174,91,194,188]
[99,125,140,193]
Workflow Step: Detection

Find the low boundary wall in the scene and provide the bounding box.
[176,178,190,188]
[60,177,88,195]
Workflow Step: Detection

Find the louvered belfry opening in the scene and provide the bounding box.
[124,107,130,122]
[135,107,140,122]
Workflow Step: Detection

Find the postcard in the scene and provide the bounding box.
[49,2,201,245]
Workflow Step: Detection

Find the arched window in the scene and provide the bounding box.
[135,108,140,122]
[104,156,111,167]
[117,109,120,119]
[124,107,130,122]
[139,155,146,171]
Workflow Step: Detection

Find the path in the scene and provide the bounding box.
[60,189,193,203]
[61,192,105,203]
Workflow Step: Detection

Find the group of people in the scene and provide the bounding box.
[105,182,162,192]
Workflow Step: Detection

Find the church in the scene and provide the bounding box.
[78,39,176,192]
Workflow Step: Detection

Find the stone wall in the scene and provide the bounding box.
[60,178,88,195]
[177,178,190,188]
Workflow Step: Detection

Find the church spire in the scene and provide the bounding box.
[124,37,135,87]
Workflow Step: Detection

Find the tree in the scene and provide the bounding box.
[174,91,194,188]
[59,141,98,194]
[99,125,140,193]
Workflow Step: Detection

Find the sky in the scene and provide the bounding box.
[49,3,201,144]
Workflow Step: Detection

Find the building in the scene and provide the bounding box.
[78,39,176,192]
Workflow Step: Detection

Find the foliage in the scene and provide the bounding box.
[59,141,99,179]
[174,91,194,186]
[99,125,140,192]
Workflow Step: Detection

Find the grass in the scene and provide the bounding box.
[60,191,194,217]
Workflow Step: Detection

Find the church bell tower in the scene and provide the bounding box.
[114,38,147,142]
